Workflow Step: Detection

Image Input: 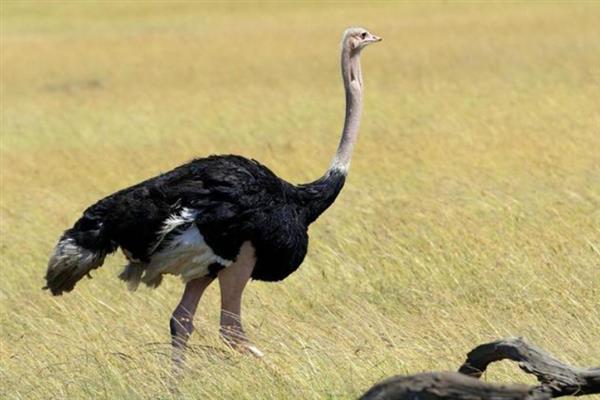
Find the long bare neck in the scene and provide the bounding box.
[296,44,364,224]
[329,46,364,175]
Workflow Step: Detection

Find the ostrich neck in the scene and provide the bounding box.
[296,46,363,224]
[331,47,364,174]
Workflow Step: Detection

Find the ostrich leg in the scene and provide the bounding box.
[217,241,264,357]
[170,275,214,368]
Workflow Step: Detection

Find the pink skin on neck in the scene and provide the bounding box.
[329,39,364,175]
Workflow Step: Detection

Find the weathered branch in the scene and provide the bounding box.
[360,371,550,400]
[359,337,599,400]
[459,337,600,397]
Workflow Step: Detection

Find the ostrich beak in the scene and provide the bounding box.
[366,33,382,44]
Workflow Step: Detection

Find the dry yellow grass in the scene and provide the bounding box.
[1,2,599,399]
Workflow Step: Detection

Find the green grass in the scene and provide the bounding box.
[1,2,599,399]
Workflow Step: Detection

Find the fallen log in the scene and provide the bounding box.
[459,337,600,397]
[360,337,599,400]
[360,371,550,400]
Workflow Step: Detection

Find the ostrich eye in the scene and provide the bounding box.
[361,32,367,39]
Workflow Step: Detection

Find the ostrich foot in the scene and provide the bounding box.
[219,325,264,358]
[170,315,194,372]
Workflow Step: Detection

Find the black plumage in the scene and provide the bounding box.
[45,154,346,294]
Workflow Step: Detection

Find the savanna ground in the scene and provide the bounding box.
[1,2,599,399]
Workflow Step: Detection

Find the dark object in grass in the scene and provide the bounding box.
[360,337,600,400]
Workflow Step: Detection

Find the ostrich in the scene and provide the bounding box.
[45,27,381,361]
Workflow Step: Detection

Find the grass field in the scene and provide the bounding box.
[1,2,599,399]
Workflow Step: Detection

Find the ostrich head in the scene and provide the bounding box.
[342,27,382,53]
[340,27,381,89]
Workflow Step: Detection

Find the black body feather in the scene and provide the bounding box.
[46,155,346,293]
